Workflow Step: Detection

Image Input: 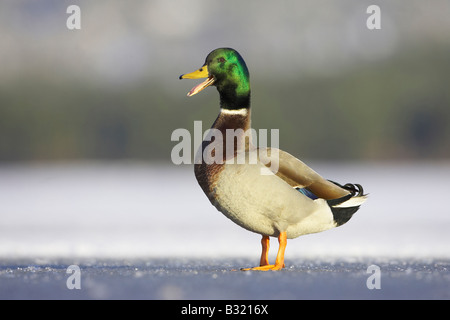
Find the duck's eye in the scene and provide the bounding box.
[218,57,226,63]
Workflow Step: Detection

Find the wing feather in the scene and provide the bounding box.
[258,148,350,200]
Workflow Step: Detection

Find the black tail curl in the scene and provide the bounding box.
[326,180,366,227]
[328,180,365,197]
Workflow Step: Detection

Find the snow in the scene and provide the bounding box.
[0,161,449,260]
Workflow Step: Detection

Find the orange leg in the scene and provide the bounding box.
[242,232,287,271]
[260,235,270,266]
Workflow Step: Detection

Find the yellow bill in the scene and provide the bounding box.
[179,65,215,96]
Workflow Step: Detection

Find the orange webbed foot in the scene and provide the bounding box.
[241,232,287,271]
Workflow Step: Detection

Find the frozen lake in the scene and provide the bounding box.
[0,161,449,299]
[1,161,449,260]
[1,257,449,300]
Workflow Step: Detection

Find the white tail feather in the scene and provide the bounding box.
[334,195,368,208]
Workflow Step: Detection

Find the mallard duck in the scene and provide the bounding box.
[179,48,367,271]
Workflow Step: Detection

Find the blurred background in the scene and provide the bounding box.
[0,0,449,260]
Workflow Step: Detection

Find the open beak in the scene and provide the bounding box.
[179,65,215,96]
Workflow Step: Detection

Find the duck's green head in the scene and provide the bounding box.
[180,48,251,110]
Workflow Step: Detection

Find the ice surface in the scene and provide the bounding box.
[1,258,449,299]
[1,162,449,299]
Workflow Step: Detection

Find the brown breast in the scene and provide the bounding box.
[194,109,251,196]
